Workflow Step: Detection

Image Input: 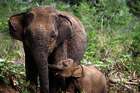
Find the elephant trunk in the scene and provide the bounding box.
[32,47,49,93]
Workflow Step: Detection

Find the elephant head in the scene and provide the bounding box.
[48,59,83,78]
[9,7,74,93]
[9,7,73,52]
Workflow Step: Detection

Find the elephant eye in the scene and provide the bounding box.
[50,31,57,39]
[51,34,56,38]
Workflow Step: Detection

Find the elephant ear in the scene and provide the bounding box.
[72,66,83,78]
[56,13,73,43]
[9,13,25,41]
[9,12,34,41]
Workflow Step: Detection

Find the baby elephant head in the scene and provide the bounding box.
[48,59,83,78]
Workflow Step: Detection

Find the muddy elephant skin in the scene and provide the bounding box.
[8,7,87,93]
[49,59,107,93]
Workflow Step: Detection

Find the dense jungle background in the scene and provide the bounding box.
[0,0,140,93]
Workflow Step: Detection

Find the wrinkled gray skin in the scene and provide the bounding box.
[8,7,87,93]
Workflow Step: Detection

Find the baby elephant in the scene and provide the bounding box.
[49,59,107,93]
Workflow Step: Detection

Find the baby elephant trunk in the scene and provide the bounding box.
[48,64,64,71]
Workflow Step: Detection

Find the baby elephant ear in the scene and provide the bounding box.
[9,13,25,41]
[72,66,83,78]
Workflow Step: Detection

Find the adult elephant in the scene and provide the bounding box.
[8,7,87,93]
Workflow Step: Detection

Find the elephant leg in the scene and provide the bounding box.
[25,59,38,93]
[49,72,65,93]
[24,45,38,93]
[49,72,57,93]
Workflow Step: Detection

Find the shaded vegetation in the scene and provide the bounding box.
[0,0,140,92]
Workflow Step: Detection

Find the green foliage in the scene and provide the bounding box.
[127,0,140,17]
[129,21,140,74]
[71,0,134,70]
[0,59,26,91]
